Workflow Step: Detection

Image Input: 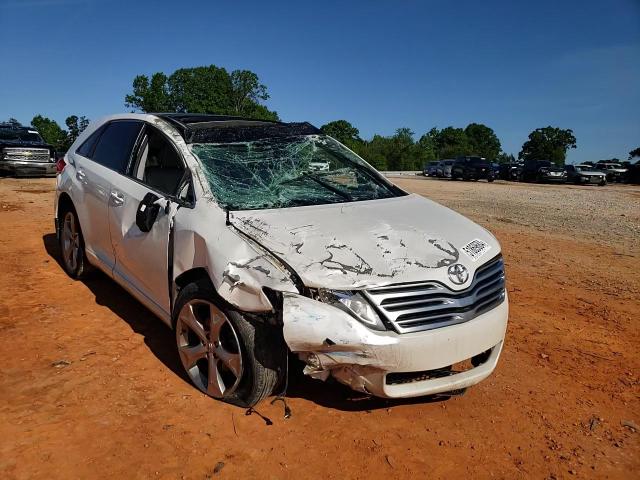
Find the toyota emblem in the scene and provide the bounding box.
[447,263,469,285]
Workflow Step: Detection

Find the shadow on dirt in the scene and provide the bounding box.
[43,232,452,413]
[42,233,188,385]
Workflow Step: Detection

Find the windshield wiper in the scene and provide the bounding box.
[279,173,353,201]
[306,173,353,201]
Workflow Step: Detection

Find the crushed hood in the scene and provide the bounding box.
[230,194,500,290]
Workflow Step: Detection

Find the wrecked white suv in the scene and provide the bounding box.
[55,114,508,407]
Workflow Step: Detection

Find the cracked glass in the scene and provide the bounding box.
[190,135,400,210]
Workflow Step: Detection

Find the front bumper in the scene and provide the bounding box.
[542,175,566,183]
[0,160,56,177]
[282,292,509,398]
[577,175,606,184]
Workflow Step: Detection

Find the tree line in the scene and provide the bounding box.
[122,65,581,169]
[9,64,638,167]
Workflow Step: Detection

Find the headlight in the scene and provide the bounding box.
[317,290,386,331]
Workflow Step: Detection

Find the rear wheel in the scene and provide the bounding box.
[59,208,89,279]
[174,280,283,407]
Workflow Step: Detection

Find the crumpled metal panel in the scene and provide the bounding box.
[172,205,298,312]
[231,194,500,290]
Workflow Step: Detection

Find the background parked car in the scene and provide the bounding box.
[564,164,607,186]
[423,161,439,176]
[625,162,640,184]
[435,159,455,178]
[498,162,523,181]
[0,122,56,176]
[596,162,627,183]
[520,159,566,183]
[451,156,495,182]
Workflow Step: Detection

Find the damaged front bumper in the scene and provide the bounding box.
[282,292,508,398]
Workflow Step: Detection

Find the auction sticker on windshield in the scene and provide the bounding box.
[461,239,491,261]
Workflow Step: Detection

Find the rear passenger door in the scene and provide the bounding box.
[72,120,143,272]
[108,124,188,318]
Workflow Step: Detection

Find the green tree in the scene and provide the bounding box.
[495,152,516,163]
[629,147,640,160]
[436,127,470,159]
[518,126,577,165]
[230,70,269,115]
[416,128,439,163]
[65,115,90,146]
[5,117,21,127]
[464,123,501,160]
[125,65,278,120]
[320,120,361,145]
[31,115,67,150]
[351,138,387,170]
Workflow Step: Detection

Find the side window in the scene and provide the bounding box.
[92,121,143,173]
[76,126,104,158]
[133,125,185,195]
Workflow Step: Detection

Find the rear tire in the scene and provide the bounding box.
[173,279,284,407]
[58,207,89,279]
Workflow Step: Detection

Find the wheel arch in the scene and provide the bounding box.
[56,192,75,239]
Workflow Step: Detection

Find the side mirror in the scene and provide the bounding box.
[136,192,161,232]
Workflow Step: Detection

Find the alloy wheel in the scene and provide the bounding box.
[61,211,80,272]
[176,299,243,398]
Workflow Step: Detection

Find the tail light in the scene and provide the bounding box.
[56,158,66,174]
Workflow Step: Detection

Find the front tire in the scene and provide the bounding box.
[173,280,283,407]
[59,208,89,279]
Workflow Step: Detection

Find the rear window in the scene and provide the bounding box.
[91,121,142,172]
[76,126,104,158]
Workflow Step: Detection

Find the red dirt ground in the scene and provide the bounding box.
[0,177,638,479]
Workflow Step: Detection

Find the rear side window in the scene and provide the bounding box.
[91,121,142,173]
[76,126,104,158]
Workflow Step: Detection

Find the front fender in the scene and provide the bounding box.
[172,203,298,312]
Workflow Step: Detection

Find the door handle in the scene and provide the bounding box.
[110,190,125,207]
[76,169,87,183]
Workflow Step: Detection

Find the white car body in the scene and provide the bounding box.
[55,113,508,400]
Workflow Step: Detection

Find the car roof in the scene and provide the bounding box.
[153,113,321,144]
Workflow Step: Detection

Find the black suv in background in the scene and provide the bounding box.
[451,156,495,182]
[498,162,523,181]
[0,123,56,176]
[520,159,566,183]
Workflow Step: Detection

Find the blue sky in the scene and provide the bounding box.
[1,0,638,163]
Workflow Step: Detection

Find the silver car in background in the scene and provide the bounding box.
[436,159,455,178]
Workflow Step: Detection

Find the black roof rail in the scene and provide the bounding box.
[152,113,320,144]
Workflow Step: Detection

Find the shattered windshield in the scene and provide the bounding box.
[191,135,401,210]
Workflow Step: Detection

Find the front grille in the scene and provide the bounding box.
[364,255,505,333]
[2,147,51,163]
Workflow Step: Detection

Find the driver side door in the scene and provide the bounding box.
[108,124,188,321]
